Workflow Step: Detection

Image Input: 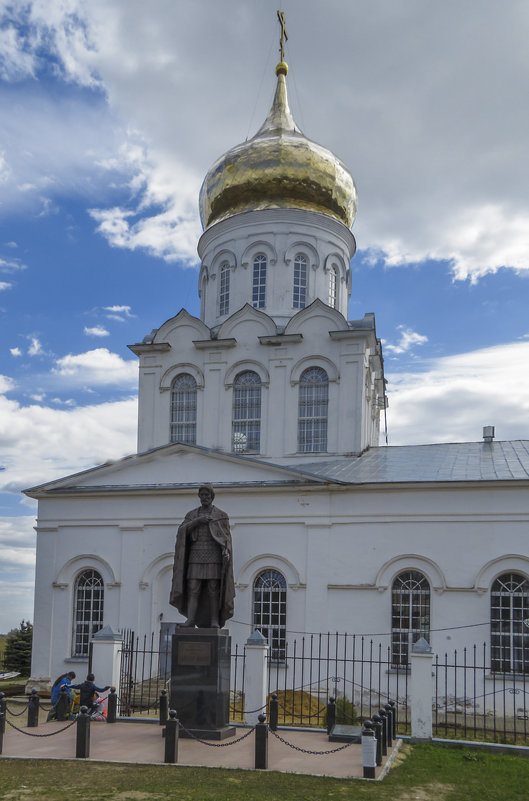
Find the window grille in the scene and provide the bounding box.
[252,254,267,309]
[328,265,338,308]
[298,367,328,452]
[219,262,230,316]
[72,569,104,657]
[491,572,529,673]
[253,569,287,661]
[293,253,307,309]
[232,370,261,453]
[170,373,197,444]
[391,571,430,667]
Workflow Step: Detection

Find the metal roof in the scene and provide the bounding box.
[289,441,529,485]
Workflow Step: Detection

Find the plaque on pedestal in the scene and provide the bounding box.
[170,628,235,740]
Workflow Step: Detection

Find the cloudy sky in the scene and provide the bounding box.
[1,0,528,633]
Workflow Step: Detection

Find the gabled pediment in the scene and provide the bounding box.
[24,442,328,498]
[284,299,348,336]
[155,309,210,342]
[217,304,277,340]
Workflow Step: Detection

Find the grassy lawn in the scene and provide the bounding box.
[1,743,529,800]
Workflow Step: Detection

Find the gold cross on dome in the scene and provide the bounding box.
[277,10,288,62]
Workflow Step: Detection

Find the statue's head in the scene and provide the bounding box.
[198,483,215,504]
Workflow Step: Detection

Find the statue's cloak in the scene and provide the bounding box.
[169,504,235,628]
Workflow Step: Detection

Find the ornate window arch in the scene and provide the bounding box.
[253,569,287,661]
[491,572,529,673]
[232,370,261,454]
[72,569,104,657]
[391,570,430,667]
[170,373,197,444]
[252,253,267,309]
[293,252,307,309]
[298,367,329,453]
[218,261,230,317]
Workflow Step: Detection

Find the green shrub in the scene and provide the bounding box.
[3,620,33,675]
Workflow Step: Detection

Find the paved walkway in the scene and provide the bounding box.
[1,719,401,779]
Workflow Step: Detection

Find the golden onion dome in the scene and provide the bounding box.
[199,61,358,230]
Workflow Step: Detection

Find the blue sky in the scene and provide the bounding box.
[1,0,529,632]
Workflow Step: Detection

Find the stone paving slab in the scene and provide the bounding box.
[1,719,399,779]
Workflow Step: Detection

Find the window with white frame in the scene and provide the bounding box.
[170,373,197,444]
[253,569,287,661]
[293,253,307,309]
[232,370,261,453]
[252,254,267,309]
[391,570,430,667]
[491,573,529,673]
[72,569,104,657]
[219,262,230,316]
[328,265,338,308]
[298,367,328,452]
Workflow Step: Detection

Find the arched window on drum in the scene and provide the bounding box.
[298,367,328,453]
[170,373,197,444]
[232,371,261,454]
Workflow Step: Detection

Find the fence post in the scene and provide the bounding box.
[76,706,91,758]
[107,687,117,723]
[384,703,393,747]
[244,630,269,725]
[361,720,377,779]
[269,694,278,732]
[371,713,383,765]
[27,688,39,727]
[326,696,336,734]
[377,709,388,756]
[90,625,123,691]
[56,686,69,722]
[159,689,168,726]
[410,637,434,742]
[164,710,179,764]
[255,713,268,770]
[0,692,6,732]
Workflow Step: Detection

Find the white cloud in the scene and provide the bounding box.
[28,336,43,356]
[385,341,529,446]
[84,325,110,337]
[103,304,133,317]
[0,516,38,633]
[9,347,21,357]
[383,326,428,356]
[0,281,12,290]
[0,257,26,273]
[52,348,137,386]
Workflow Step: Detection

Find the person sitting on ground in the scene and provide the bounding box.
[47,670,76,720]
[71,673,114,716]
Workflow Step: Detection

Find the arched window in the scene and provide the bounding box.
[72,569,104,657]
[328,265,338,309]
[298,367,328,452]
[253,569,287,661]
[219,262,230,316]
[491,573,529,673]
[252,254,267,309]
[293,253,307,309]
[391,571,430,667]
[170,373,197,444]
[232,371,261,453]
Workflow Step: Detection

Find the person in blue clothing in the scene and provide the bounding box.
[71,673,114,716]
[48,671,76,720]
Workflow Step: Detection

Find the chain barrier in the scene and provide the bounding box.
[269,727,356,755]
[177,721,256,747]
[5,717,77,737]
[5,702,29,717]
[229,702,266,715]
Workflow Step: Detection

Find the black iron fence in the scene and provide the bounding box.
[117,631,529,744]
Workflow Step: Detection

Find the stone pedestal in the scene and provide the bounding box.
[170,628,234,740]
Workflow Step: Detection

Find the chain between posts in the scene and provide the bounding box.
[177,721,256,747]
[5,718,77,737]
[4,703,28,717]
[269,728,356,754]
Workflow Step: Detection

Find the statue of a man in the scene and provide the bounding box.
[169,484,235,628]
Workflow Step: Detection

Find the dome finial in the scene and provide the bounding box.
[276,10,288,76]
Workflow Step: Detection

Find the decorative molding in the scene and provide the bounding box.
[290,355,340,386]
[52,582,69,590]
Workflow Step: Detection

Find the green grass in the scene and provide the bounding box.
[1,743,529,800]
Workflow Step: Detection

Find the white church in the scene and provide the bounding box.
[26,50,529,690]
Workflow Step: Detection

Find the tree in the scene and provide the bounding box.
[3,620,33,675]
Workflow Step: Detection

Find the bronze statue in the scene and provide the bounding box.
[170,484,235,628]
